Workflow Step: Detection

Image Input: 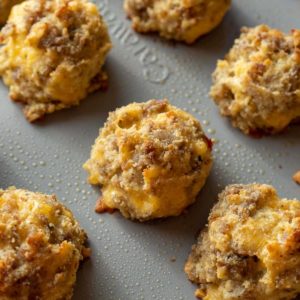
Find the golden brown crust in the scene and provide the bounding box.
[0,0,23,25]
[185,184,300,300]
[293,171,300,185]
[0,0,111,121]
[210,25,300,135]
[124,0,231,44]
[95,197,116,214]
[84,99,213,221]
[0,187,89,300]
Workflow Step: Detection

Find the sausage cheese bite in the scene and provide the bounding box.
[0,0,111,122]
[0,187,89,300]
[185,184,300,300]
[124,0,231,44]
[84,99,213,221]
[210,25,300,135]
[0,0,23,25]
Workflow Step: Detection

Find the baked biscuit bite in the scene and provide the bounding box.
[185,184,300,300]
[84,99,213,221]
[0,0,23,25]
[0,187,89,300]
[210,25,300,135]
[0,0,111,122]
[124,0,231,44]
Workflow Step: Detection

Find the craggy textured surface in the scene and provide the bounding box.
[0,0,111,121]
[210,25,300,135]
[0,188,89,300]
[124,0,231,43]
[0,0,23,25]
[185,184,300,300]
[84,99,213,221]
[0,1,300,299]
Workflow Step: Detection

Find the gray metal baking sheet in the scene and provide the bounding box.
[1,0,300,299]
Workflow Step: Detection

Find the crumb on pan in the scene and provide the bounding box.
[95,197,116,214]
[210,24,300,135]
[0,187,89,300]
[84,99,213,221]
[0,0,111,122]
[293,171,300,185]
[185,183,300,300]
[124,0,231,44]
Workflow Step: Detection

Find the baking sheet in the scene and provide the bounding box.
[0,0,300,299]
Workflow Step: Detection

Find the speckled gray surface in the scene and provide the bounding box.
[0,0,300,299]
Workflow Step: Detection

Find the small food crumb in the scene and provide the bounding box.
[95,197,115,214]
[82,247,92,259]
[170,256,176,262]
[195,289,206,299]
[293,171,300,185]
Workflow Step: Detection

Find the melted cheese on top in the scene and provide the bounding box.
[84,99,213,221]
[0,188,88,299]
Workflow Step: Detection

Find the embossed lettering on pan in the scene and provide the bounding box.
[98,0,170,84]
